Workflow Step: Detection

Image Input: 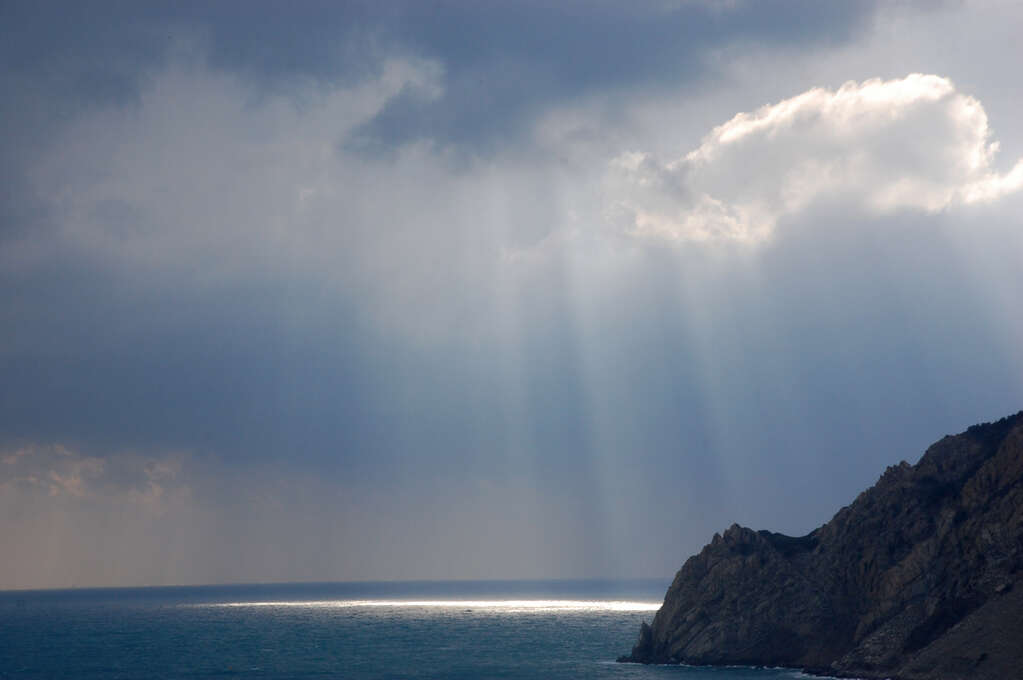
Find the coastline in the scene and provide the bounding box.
[619,412,1023,680]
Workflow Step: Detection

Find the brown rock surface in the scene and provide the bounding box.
[620,411,1023,680]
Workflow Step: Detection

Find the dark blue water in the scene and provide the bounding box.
[0,580,816,679]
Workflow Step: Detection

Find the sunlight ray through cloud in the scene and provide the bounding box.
[3,1,1023,594]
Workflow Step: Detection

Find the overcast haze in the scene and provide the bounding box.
[2,0,1023,590]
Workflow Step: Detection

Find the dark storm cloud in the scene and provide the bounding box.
[2,1,879,149]
[349,0,881,149]
[2,0,1022,588]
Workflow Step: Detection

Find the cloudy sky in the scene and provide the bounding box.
[2,0,1022,589]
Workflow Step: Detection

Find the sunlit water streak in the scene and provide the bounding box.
[0,581,825,679]
[206,598,662,612]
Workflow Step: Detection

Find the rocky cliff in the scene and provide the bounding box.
[620,411,1023,680]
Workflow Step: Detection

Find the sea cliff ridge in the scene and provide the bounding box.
[620,411,1023,680]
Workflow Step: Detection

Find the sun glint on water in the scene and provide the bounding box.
[207,598,661,612]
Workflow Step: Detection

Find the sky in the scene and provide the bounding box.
[2,0,1022,590]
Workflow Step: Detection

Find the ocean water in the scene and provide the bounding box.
[0,580,816,680]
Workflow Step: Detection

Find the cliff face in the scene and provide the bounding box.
[621,412,1023,680]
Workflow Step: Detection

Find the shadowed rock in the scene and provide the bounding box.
[619,411,1023,680]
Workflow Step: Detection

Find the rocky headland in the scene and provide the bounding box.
[620,411,1023,680]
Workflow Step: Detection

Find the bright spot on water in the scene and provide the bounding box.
[202,599,660,613]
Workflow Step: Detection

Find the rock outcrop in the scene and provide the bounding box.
[620,411,1023,680]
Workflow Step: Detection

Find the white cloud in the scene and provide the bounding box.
[610,74,1023,243]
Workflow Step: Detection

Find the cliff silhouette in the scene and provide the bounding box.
[621,411,1023,680]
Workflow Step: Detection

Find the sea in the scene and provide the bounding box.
[0,580,822,680]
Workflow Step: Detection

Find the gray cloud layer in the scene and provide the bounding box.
[2,0,1022,589]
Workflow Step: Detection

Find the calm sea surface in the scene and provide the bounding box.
[0,580,819,679]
